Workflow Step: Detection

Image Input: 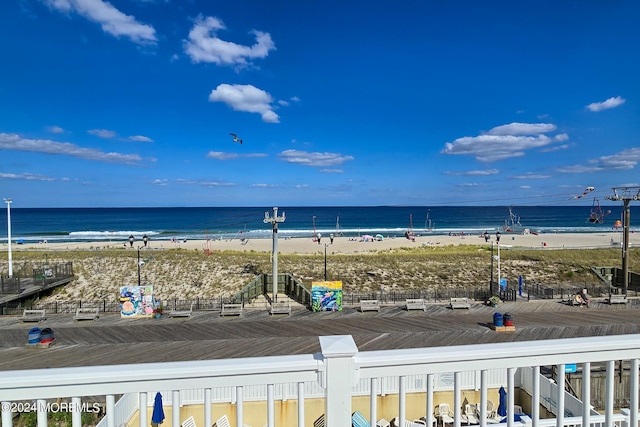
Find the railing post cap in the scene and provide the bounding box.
[319,335,358,358]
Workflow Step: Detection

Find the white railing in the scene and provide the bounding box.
[0,334,639,427]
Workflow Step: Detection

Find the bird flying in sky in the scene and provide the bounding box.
[229,133,243,144]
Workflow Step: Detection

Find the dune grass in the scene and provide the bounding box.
[0,245,636,301]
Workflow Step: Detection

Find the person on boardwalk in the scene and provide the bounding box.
[577,288,590,308]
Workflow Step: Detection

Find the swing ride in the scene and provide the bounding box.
[405,214,416,241]
[502,207,523,232]
[586,198,611,224]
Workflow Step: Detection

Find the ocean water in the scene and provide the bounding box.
[0,205,632,244]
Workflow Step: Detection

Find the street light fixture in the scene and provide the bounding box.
[324,244,329,281]
[496,231,502,292]
[483,231,492,294]
[4,198,12,278]
[128,234,134,248]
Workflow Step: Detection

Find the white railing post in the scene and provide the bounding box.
[298,382,305,427]
[2,402,12,427]
[426,374,434,427]
[236,386,244,427]
[480,370,487,427]
[631,359,639,427]
[399,375,406,425]
[531,366,540,426]
[204,388,212,427]
[71,397,81,427]
[106,394,115,427]
[172,390,180,427]
[454,371,461,427]
[582,362,590,427]
[606,360,614,427]
[507,368,515,427]
[138,392,147,427]
[37,399,47,427]
[267,383,274,427]
[370,378,378,427]
[319,335,358,427]
[556,364,564,427]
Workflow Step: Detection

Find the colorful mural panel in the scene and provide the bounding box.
[311,281,343,312]
[120,285,155,318]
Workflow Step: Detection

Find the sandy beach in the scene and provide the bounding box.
[14,230,638,254]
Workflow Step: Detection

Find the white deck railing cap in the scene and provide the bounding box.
[319,335,358,358]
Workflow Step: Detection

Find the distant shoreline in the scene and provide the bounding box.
[6,230,637,255]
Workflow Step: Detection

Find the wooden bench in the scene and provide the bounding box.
[607,294,628,304]
[405,298,426,311]
[221,303,243,316]
[450,297,471,309]
[359,299,380,312]
[21,309,47,323]
[169,304,193,318]
[270,302,292,316]
[74,307,99,321]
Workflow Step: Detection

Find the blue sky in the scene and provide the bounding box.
[1,1,638,208]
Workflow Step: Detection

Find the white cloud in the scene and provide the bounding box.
[511,173,551,179]
[586,96,626,112]
[88,128,117,138]
[0,132,142,164]
[207,151,239,160]
[557,147,640,173]
[541,143,571,153]
[129,135,153,142]
[209,84,279,123]
[488,122,556,136]
[183,15,275,68]
[42,0,157,44]
[441,122,566,162]
[445,169,500,176]
[176,178,235,187]
[320,168,343,173]
[0,172,56,181]
[278,150,354,167]
[46,125,65,134]
[207,151,267,160]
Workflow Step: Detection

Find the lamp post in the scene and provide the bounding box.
[264,207,286,302]
[128,234,134,248]
[4,198,12,278]
[483,231,493,294]
[496,231,502,292]
[324,244,329,281]
[143,234,148,247]
[137,246,142,286]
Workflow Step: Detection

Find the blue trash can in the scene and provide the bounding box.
[493,312,504,327]
[28,327,42,344]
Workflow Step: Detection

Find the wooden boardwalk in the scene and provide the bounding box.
[0,298,638,371]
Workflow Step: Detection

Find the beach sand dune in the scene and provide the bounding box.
[4,231,636,302]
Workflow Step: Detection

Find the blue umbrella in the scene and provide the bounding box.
[151,392,165,424]
[497,386,507,417]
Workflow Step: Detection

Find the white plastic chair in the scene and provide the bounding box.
[437,403,455,426]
